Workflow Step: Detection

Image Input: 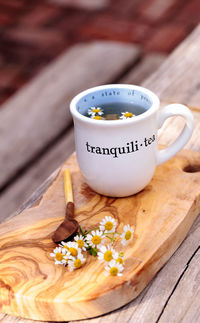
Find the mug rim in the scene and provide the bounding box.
[70,84,160,126]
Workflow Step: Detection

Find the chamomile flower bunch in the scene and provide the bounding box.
[50,216,135,276]
[50,239,86,271]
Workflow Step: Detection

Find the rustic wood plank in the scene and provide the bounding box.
[48,0,109,10]
[0,171,60,323]
[1,150,200,321]
[120,53,167,85]
[158,245,200,323]
[0,127,74,223]
[0,41,140,189]
[71,216,200,323]
[0,313,47,323]
[13,168,60,219]
[143,25,200,108]
[2,176,200,323]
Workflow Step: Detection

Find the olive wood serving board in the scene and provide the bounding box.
[1,150,200,322]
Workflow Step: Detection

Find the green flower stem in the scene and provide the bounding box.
[104,232,121,236]
[105,235,116,243]
[79,226,101,239]
[105,235,113,241]
[79,225,84,235]
[83,227,99,235]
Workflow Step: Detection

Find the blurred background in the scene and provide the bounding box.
[0,0,199,105]
[0,0,200,221]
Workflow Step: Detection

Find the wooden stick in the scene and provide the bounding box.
[63,168,73,204]
[52,169,78,243]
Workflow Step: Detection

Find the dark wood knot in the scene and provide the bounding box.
[183,164,200,173]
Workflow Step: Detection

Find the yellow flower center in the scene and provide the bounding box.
[93,116,102,120]
[116,257,123,264]
[92,108,101,113]
[55,252,63,261]
[125,230,132,240]
[109,267,119,276]
[124,112,133,118]
[68,247,78,257]
[77,239,84,248]
[91,235,101,245]
[119,251,124,257]
[105,221,113,231]
[63,246,68,249]
[74,258,82,268]
[104,250,113,262]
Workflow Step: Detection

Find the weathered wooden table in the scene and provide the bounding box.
[1,25,200,322]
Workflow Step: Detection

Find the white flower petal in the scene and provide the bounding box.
[109,259,116,267]
[99,245,107,253]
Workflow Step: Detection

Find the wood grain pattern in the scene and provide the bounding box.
[1,150,200,321]
[72,215,200,323]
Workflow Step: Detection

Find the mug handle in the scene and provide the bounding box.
[157,104,194,165]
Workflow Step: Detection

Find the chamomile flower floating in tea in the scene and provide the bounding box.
[104,260,124,277]
[121,224,134,245]
[91,115,104,120]
[88,107,104,116]
[120,112,135,120]
[86,230,104,249]
[97,245,118,263]
[50,247,67,266]
[74,234,88,251]
[99,216,117,233]
[87,106,139,121]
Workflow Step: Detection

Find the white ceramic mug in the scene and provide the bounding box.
[70,84,194,197]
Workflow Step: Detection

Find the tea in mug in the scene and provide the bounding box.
[86,102,147,120]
